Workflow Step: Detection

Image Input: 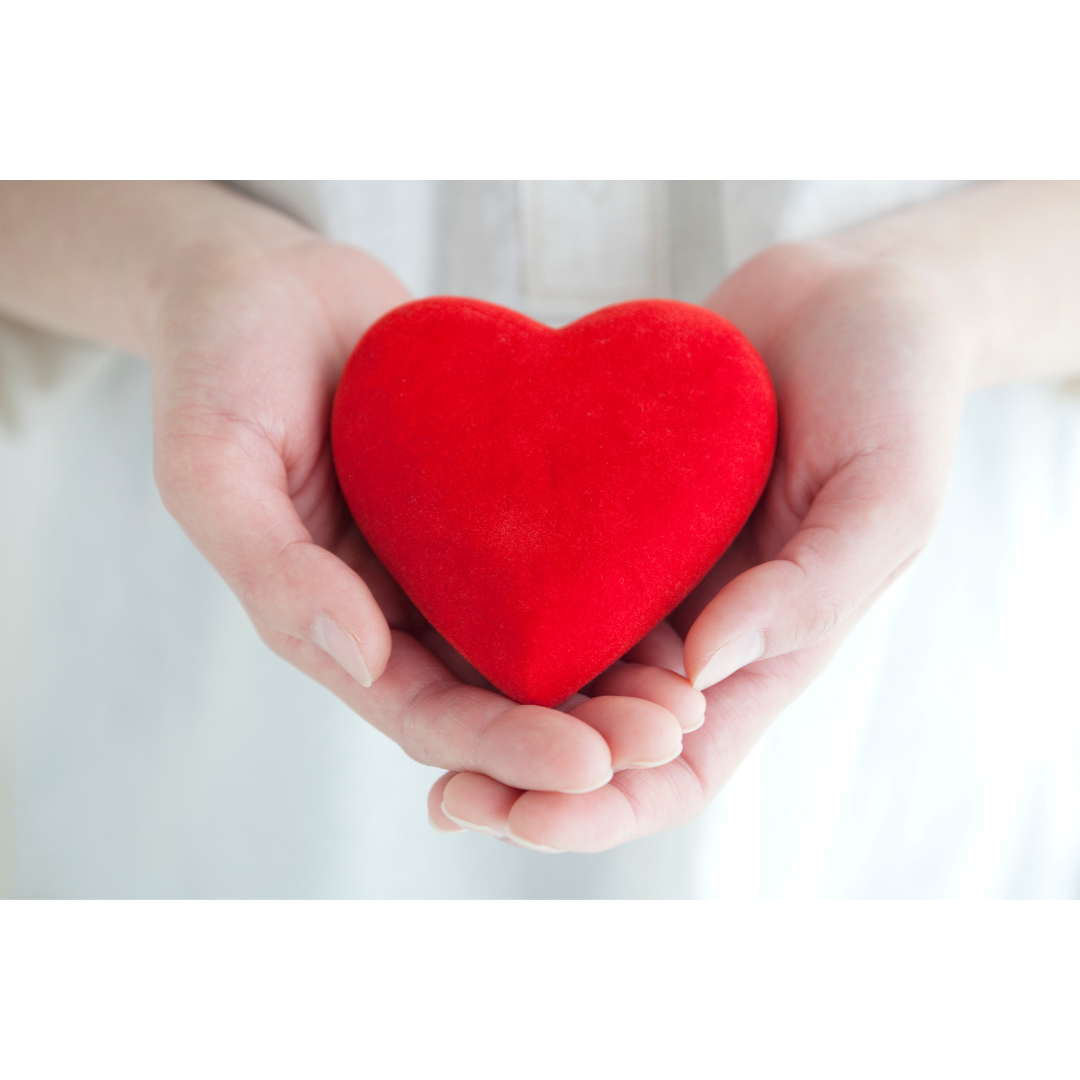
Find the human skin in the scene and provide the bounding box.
[2,181,1079,853]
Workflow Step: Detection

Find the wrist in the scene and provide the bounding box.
[142,187,317,363]
[710,237,978,395]
[827,241,979,394]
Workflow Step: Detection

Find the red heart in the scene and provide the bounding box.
[332,297,776,707]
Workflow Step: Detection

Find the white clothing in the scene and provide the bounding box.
[1,181,1078,898]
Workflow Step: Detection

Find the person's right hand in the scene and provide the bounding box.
[150,225,705,825]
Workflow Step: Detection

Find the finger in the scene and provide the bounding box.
[586,662,706,732]
[621,619,686,673]
[684,452,932,690]
[440,627,852,853]
[266,628,615,794]
[440,772,522,838]
[437,771,642,853]
[506,785,638,853]
[156,421,393,686]
[568,696,683,771]
[427,772,465,834]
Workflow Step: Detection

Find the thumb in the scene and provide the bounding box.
[155,423,392,688]
[684,453,936,690]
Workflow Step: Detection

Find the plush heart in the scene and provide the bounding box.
[331,297,776,707]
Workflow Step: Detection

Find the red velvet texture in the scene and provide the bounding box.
[332,297,776,707]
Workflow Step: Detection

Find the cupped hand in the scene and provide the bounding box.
[150,233,703,805]
[434,240,973,851]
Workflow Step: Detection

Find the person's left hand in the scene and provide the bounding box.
[430,238,968,850]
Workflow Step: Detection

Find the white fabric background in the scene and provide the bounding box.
[1,181,1077,897]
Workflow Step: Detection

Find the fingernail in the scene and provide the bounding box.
[691,630,765,691]
[440,805,506,839]
[505,829,565,854]
[681,695,707,733]
[682,711,706,733]
[428,813,464,835]
[311,616,372,688]
[559,767,614,795]
[618,747,682,771]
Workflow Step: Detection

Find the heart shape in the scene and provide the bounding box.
[332,297,776,707]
